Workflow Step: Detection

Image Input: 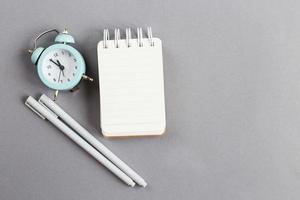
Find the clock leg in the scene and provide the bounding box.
[54,90,59,101]
[70,86,80,93]
[82,74,93,82]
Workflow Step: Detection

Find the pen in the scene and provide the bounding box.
[38,94,147,187]
[25,96,136,187]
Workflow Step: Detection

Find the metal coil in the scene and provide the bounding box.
[147,27,154,46]
[103,27,155,48]
[137,27,143,47]
[114,28,120,48]
[125,28,131,47]
[103,29,109,48]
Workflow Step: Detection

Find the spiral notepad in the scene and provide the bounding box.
[97,27,166,137]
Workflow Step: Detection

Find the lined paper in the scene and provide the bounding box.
[97,38,166,136]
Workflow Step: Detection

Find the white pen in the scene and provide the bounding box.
[25,96,135,187]
[38,94,147,187]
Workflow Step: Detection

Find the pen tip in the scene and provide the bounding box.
[130,182,136,187]
[141,181,147,187]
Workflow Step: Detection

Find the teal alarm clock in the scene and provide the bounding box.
[29,28,93,100]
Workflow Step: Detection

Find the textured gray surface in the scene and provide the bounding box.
[1,0,300,199]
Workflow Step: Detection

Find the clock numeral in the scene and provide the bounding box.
[48,72,51,76]
[73,58,77,62]
[72,73,75,76]
[54,53,58,57]
[47,65,51,69]
[75,66,78,69]
[53,78,56,82]
[68,52,71,57]
[67,78,70,82]
[61,50,64,55]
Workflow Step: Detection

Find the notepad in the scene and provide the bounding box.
[97,27,166,137]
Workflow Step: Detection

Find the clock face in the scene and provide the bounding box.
[42,48,78,85]
[37,44,85,90]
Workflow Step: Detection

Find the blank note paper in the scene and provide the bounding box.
[97,28,166,137]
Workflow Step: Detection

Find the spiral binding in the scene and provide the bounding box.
[137,27,143,47]
[103,29,110,48]
[114,28,120,48]
[125,28,132,47]
[103,27,155,48]
[147,27,154,46]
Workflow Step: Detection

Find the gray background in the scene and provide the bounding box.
[0,0,300,199]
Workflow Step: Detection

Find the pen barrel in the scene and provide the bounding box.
[39,94,147,187]
[25,96,135,187]
[53,121,136,187]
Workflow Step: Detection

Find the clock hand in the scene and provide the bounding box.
[49,59,60,68]
[56,60,65,70]
[56,60,65,77]
[50,59,65,71]
[49,59,64,80]
[58,70,62,83]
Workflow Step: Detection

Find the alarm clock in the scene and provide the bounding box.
[29,28,93,100]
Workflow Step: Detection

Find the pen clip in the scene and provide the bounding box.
[25,100,46,120]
